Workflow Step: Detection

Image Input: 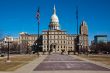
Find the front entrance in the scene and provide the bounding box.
[50,43,57,52]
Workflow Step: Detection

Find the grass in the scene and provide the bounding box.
[0,54,38,71]
[79,55,110,65]
[10,55,37,61]
[0,62,26,71]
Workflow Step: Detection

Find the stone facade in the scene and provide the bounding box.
[42,30,77,52]
[79,21,89,51]
[19,5,89,53]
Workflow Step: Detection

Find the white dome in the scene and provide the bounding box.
[49,5,60,30]
[51,14,59,22]
[81,20,87,26]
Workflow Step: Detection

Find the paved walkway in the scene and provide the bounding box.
[34,53,110,71]
[0,53,110,73]
[13,55,47,73]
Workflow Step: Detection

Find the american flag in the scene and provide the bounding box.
[36,7,40,24]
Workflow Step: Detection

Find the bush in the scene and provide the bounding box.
[90,42,110,54]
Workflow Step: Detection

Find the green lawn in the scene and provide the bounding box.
[79,55,110,65]
[0,54,38,71]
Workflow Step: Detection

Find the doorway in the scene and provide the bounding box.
[50,43,57,52]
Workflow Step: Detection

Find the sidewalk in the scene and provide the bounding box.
[70,55,110,69]
[13,55,47,73]
[0,54,110,73]
[0,55,47,73]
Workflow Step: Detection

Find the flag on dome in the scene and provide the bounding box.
[36,7,40,24]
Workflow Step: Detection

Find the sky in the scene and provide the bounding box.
[0,0,110,44]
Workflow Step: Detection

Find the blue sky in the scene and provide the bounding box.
[0,0,110,44]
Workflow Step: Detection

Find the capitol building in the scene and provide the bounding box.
[19,5,89,53]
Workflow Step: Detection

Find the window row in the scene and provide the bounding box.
[43,40,67,44]
[43,40,74,44]
[43,45,67,49]
[43,35,67,39]
[68,37,75,40]
[21,36,37,40]
[43,32,66,34]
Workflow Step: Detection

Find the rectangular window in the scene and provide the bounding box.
[64,41,65,43]
[54,36,55,39]
[44,45,46,48]
[50,36,51,39]
[64,46,65,48]
[44,41,46,43]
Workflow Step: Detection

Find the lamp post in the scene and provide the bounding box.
[7,41,10,61]
[26,41,30,54]
[77,42,80,54]
[80,42,83,54]
[35,43,37,50]
[0,43,1,54]
[5,39,12,62]
[82,32,84,54]
[35,43,39,56]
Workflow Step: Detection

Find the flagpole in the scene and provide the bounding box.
[36,7,40,55]
[38,10,40,56]
[47,26,49,54]
[76,6,78,35]
[38,20,39,52]
[76,6,79,54]
[38,21,40,40]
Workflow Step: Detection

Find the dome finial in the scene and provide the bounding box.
[53,4,56,14]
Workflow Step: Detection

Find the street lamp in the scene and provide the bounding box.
[80,42,83,54]
[35,43,39,56]
[5,37,12,62]
[26,41,29,54]
[0,43,1,53]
